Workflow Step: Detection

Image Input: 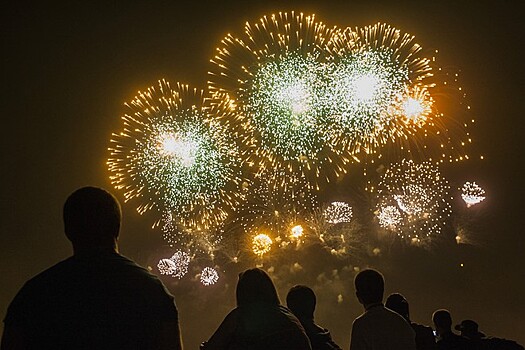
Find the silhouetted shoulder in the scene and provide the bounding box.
[4,252,178,348]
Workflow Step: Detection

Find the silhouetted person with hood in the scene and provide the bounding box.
[1,187,182,350]
[432,309,471,350]
[202,268,311,350]
[386,293,437,350]
[286,285,342,350]
[350,269,416,350]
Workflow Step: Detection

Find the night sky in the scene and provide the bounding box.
[1,1,524,348]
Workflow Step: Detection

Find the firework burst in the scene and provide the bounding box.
[252,233,273,257]
[326,23,435,158]
[200,267,219,286]
[108,80,245,229]
[461,181,485,207]
[208,12,348,184]
[374,159,452,244]
[323,201,353,224]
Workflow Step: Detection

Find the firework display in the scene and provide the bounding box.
[461,182,486,207]
[375,159,452,243]
[106,12,484,284]
[108,80,245,229]
[200,267,220,286]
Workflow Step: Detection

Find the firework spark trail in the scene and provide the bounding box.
[375,159,452,245]
[108,80,246,229]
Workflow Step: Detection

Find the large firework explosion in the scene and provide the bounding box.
[108,80,246,230]
[208,12,349,185]
[326,23,473,165]
[374,159,452,245]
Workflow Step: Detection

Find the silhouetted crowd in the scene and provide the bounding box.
[2,187,523,350]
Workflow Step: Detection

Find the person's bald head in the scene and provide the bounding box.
[63,187,121,251]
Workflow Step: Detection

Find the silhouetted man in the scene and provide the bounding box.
[432,309,471,350]
[286,285,342,350]
[350,269,416,350]
[1,187,182,349]
[386,293,437,350]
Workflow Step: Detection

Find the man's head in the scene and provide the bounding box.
[455,319,485,339]
[385,293,410,321]
[354,269,384,305]
[432,309,453,335]
[63,187,121,251]
[286,285,316,320]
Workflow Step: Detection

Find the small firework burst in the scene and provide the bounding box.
[461,182,485,207]
[157,258,176,276]
[377,205,403,229]
[200,267,219,286]
[323,201,353,224]
[252,233,273,257]
[169,250,191,278]
[290,225,304,239]
[375,159,452,243]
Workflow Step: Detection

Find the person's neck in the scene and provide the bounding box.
[364,301,383,310]
[73,245,118,256]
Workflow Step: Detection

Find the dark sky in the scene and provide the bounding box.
[1,1,524,348]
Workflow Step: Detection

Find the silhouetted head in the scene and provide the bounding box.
[455,319,485,339]
[236,268,280,307]
[385,293,410,320]
[432,309,453,335]
[354,269,384,305]
[63,187,121,252]
[286,285,316,320]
